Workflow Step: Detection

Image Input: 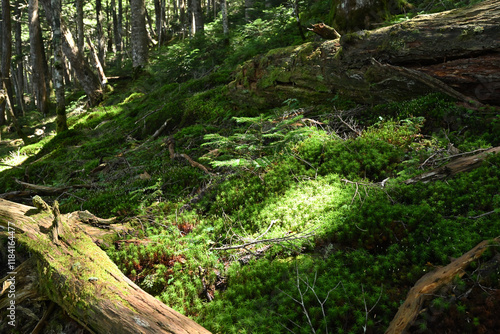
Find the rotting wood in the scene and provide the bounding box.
[308,23,341,40]
[231,0,500,106]
[405,146,500,184]
[385,236,500,334]
[166,137,212,174]
[0,198,211,334]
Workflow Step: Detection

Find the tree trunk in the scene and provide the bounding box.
[190,0,203,36]
[29,0,50,115]
[1,0,16,119]
[330,0,401,32]
[130,0,149,71]
[96,0,106,67]
[111,0,120,52]
[76,0,84,53]
[41,0,104,106]
[86,36,108,88]
[0,198,211,334]
[50,0,67,133]
[230,0,500,107]
[13,0,25,116]
[220,0,228,38]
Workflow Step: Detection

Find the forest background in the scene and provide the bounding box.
[0,0,499,333]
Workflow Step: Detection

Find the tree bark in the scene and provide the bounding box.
[96,0,106,67]
[221,0,228,38]
[230,0,500,107]
[41,0,104,106]
[13,0,25,116]
[190,0,204,36]
[1,0,16,119]
[130,0,149,71]
[76,0,84,53]
[0,198,211,334]
[29,0,50,115]
[50,0,68,133]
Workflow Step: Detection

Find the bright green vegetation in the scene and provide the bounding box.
[1,2,499,333]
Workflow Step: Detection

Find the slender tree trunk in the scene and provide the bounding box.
[244,0,254,22]
[1,0,16,121]
[13,0,25,115]
[76,0,84,53]
[111,0,120,52]
[29,0,50,115]
[221,0,228,38]
[130,0,149,71]
[292,0,305,41]
[86,36,108,88]
[96,0,105,67]
[154,0,162,43]
[50,0,67,132]
[106,0,113,51]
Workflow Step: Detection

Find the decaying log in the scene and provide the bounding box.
[230,0,500,106]
[405,146,500,184]
[308,23,341,40]
[385,236,500,334]
[0,198,211,334]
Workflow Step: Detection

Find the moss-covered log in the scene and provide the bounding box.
[230,0,500,107]
[0,198,211,334]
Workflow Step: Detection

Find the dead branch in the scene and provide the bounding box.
[167,138,212,174]
[308,23,341,40]
[385,236,500,334]
[405,146,500,184]
[212,228,316,251]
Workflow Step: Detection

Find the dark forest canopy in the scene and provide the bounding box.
[1,0,499,333]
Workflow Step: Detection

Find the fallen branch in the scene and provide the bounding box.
[405,146,500,184]
[385,236,500,334]
[308,23,341,40]
[167,138,212,174]
[212,228,316,251]
[14,179,92,194]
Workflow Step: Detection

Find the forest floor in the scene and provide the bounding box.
[1,3,500,333]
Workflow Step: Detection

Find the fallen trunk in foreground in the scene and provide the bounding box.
[0,198,210,334]
[230,0,500,107]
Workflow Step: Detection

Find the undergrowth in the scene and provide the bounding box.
[1,8,499,332]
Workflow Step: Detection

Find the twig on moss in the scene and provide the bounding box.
[211,228,316,251]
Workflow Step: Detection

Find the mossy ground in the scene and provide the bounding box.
[1,2,499,332]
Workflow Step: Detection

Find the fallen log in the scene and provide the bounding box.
[405,146,500,184]
[0,198,211,334]
[385,236,500,334]
[230,0,500,107]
